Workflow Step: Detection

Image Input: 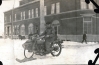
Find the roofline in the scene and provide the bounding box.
[19,0,40,8]
[4,0,40,13]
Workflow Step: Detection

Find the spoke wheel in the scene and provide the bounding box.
[51,42,62,56]
[24,49,34,58]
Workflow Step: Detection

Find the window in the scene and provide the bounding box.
[23,11,25,20]
[51,4,55,14]
[13,26,14,33]
[7,27,9,35]
[17,25,19,35]
[88,2,93,9]
[21,12,22,20]
[15,26,17,35]
[56,2,60,14]
[36,8,38,17]
[5,27,7,34]
[10,15,11,22]
[44,6,47,15]
[28,23,33,34]
[15,14,16,21]
[9,26,11,35]
[20,24,25,36]
[83,17,92,34]
[84,17,91,22]
[81,0,87,9]
[35,25,38,34]
[28,10,31,19]
[5,17,7,23]
[32,9,34,18]
[84,22,92,34]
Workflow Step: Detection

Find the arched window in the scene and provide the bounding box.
[28,23,33,34]
[35,25,39,34]
[20,24,25,36]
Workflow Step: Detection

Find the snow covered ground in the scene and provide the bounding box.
[0,39,99,65]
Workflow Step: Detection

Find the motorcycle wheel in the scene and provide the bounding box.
[51,42,62,56]
[24,49,34,58]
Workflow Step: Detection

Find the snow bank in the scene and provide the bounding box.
[12,39,99,64]
[62,41,98,45]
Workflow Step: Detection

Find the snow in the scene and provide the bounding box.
[0,39,99,65]
[0,39,14,65]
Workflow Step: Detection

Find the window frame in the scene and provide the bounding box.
[44,6,47,16]
[51,3,55,14]
[5,17,7,23]
[5,27,7,35]
[32,9,34,18]
[35,8,38,17]
[80,0,87,9]
[15,14,16,21]
[83,16,92,34]
[23,11,25,20]
[28,23,33,34]
[20,25,25,36]
[88,2,93,10]
[21,12,22,20]
[56,2,60,14]
[10,15,11,22]
[28,10,31,19]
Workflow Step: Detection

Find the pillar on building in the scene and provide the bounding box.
[40,0,45,34]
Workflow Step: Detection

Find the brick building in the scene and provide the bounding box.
[4,0,99,42]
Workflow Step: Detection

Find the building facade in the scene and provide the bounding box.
[4,0,99,42]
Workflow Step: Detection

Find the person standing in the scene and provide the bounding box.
[82,33,87,44]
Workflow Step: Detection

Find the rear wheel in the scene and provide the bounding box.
[51,42,62,56]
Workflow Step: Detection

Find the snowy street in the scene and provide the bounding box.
[0,39,99,65]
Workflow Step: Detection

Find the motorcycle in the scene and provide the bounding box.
[22,34,63,58]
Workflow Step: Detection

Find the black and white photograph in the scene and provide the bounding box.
[1,0,99,65]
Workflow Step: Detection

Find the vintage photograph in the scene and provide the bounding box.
[1,0,99,65]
